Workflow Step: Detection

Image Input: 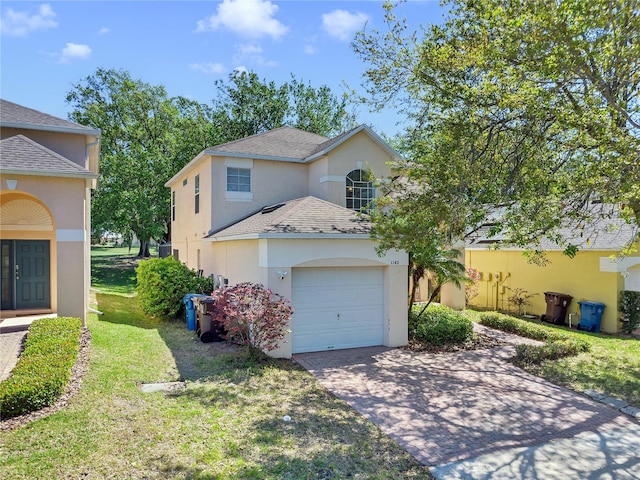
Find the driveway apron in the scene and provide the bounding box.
[294,344,640,479]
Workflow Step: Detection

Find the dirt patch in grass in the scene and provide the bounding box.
[405,333,508,354]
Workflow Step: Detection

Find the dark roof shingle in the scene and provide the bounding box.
[209,196,371,239]
[0,134,96,179]
[0,99,99,135]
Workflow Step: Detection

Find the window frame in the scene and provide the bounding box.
[345,169,375,213]
[194,174,200,214]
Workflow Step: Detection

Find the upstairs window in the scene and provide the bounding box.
[171,190,176,221]
[346,169,375,213]
[194,174,200,214]
[227,167,251,193]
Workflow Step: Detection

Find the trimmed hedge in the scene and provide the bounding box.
[479,311,591,365]
[0,317,82,419]
[410,304,474,346]
[514,339,591,366]
[136,256,213,318]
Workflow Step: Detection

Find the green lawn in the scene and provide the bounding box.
[0,250,432,479]
[90,246,157,296]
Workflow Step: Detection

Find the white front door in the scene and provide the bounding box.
[292,267,384,354]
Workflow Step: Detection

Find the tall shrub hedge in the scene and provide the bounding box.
[409,304,473,345]
[0,317,82,419]
[136,256,213,318]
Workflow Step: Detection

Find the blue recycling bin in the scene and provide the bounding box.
[578,301,606,333]
[183,293,206,331]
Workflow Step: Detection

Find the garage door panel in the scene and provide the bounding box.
[292,267,384,354]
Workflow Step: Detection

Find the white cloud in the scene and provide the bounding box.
[322,9,369,41]
[233,66,249,75]
[233,43,277,67]
[189,62,226,75]
[98,27,110,35]
[0,3,57,37]
[60,43,92,63]
[196,0,288,40]
[304,44,316,55]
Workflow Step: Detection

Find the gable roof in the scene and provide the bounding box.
[206,196,371,240]
[165,124,402,187]
[0,134,97,179]
[0,99,100,136]
[466,207,638,252]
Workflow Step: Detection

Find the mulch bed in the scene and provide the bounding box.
[404,333,508,354]
[0,327,91,432]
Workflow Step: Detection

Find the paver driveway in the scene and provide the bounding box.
[294,339,640,478]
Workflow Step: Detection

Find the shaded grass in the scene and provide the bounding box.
[0,294,432,479]
[91,246,143,296]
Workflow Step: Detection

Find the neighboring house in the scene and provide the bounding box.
[465,211,640,333]
[0,99,100,324]
[165,125,408,358]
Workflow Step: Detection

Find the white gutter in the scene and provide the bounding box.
[1,121,100,136]
[205,232,371,242]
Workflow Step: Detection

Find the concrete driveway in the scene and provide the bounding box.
[294,336,640,479]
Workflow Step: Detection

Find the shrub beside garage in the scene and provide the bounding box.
[0,317,82,419]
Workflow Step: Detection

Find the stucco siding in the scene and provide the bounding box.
[210,157,309,232]
[1,128,90,168]
[466,249,621,333]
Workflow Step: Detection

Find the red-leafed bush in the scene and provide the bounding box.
[210,282,293,358]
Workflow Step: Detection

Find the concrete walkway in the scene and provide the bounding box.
[0,315,51,381]
[294,329,640,479]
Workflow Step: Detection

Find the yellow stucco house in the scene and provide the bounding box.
[0,99,100,324]
[165,125,408,358]
[465,213,640,333]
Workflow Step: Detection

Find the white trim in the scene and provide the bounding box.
[57,229,85,241]
[600,256,640,273]
[206,232,371,242]
[225,158,254,168]
[0,121,100,136]
[319,175,345,183]
[225,191,253,202]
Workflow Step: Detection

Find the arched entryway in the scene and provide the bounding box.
[0,192,55,313]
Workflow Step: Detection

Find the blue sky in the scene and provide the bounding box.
[1,1,445,137]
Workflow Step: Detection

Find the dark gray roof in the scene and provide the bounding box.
[207,126,329,161]
[209,196,371,239]
[0,99,99,135]
[0,134,97,179]
[466,209,638,251]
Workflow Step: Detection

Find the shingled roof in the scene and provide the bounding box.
[0,99,99,135]
[0,134,97,179]
[466,208,638,251]
[207,196,371,240]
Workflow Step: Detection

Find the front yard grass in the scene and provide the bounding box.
[0,293,432,479]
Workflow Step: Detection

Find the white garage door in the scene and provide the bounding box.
[292,267,384,354]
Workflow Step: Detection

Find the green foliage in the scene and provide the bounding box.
[213,71,355,141]
[135,257,212,318]
[479,311,591,365]
[506,287,538,316]
[354,0,640,253]
[67,68,220,253]
[515,340,591,367]
[409,304,473,346]
[619,290,640,334]
[0,317,82,419]
[479,312,563,342]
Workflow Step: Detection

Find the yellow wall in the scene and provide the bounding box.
[465,249,622,333]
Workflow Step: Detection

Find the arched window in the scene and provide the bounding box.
[346,169,375,213]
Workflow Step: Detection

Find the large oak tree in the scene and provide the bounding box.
[355,0,640,259]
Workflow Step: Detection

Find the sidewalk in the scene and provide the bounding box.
[0,314,53,381]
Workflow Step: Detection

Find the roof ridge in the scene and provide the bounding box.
[0,98,98,133]
[207,125,327,153]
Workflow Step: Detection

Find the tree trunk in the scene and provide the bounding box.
[417,284,441,318]
[137,240,150,258]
